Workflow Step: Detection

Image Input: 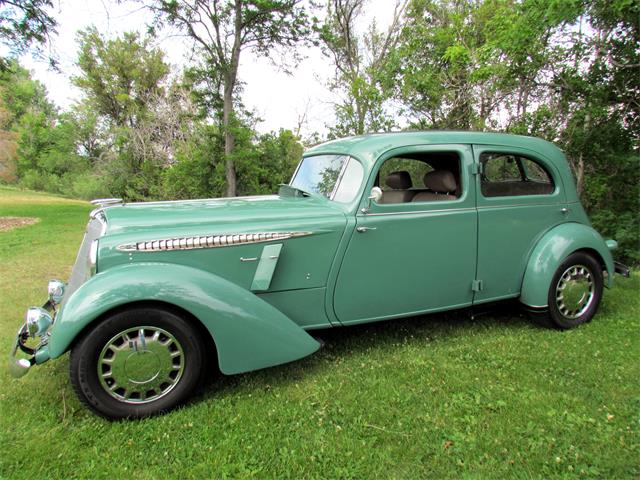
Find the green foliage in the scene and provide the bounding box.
[0,0,57,67]
[74,28,169,129]
[161,124,303,199]
[161,125,223,199]
[150,0,317,196]
[0,62,92,195]
[234,127,303,196]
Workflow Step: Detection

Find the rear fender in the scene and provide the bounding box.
[520,223,614,308]
[48,263,320,374]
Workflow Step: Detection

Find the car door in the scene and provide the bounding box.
[333,144,478,324]
[473,145,567,303]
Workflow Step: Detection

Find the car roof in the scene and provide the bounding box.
[304,131,563,168]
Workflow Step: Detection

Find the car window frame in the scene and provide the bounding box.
[358,144,475,215]
[473,145,565,207]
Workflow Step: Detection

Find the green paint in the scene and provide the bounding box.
[519,223,615,308]
[48,263,321,375]
[251,243,283,291]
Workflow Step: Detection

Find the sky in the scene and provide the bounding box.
[14,0,398,138]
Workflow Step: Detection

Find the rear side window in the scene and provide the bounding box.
[481,153,554,197]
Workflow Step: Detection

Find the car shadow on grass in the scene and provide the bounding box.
[193,301,535,404]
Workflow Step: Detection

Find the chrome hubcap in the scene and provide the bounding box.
[555,265,595,319]
[98,327,184,404]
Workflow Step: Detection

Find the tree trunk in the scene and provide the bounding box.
[223,80,237,197]
[576,152,585,198]
[576,111,591,198]
[220,0,245,197]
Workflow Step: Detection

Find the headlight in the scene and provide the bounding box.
[89,239,99,275]
[47,279,66,305]
[25,307,53,337]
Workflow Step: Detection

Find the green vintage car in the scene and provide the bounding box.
[9,131,629,419]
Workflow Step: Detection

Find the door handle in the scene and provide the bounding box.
[356,226,377,233]
[560,207,570,214]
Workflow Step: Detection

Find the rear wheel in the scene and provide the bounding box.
[545,252,603,329]
[70,306,204,419]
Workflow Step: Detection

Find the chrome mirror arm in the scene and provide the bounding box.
[361,187,382,214]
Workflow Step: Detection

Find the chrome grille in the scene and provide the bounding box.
[65,215,104,301]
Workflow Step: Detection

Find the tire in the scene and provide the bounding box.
[70,306,205,420]
[542,252,604,330]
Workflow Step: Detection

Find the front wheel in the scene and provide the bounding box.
[545,252,604,329]
[70,306,204,419]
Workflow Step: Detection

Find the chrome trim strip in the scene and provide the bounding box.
[117,231,313,252]
[363,202,559,217]
[90,198,123,206]
[362,206,476,217]
[329,156,351,201]
[120,195,275,206]
[477,202,560,210]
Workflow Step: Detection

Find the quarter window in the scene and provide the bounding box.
[333,158,364,203]
[481,153,554,197]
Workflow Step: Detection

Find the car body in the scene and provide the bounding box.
[9,131,627,418]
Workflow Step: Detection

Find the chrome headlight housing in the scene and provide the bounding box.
[47,279,66,305]
[25,307,53,337]
[89,239,99,275]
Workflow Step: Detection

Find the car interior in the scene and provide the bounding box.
[375,152,462,204]
[479,153,554,197]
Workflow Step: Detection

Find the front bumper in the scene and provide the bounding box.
[8,303,53,378]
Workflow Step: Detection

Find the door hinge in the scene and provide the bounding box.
[472,163,484,175]
[472,279,484,292]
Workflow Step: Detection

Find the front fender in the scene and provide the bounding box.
[48,263,320,375]
[519,223,614,308]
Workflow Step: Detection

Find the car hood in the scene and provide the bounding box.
[102,194,345,236]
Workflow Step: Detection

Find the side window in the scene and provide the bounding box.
[375,153,461,204]
[481,153,554,197]
[483,155,521,182]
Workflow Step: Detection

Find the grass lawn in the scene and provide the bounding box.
[0,186,638,479]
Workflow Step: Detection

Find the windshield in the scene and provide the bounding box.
[290,154,363,203]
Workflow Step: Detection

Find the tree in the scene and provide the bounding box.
[148,0,316,196]
[0,96,18,182]
[390,0,575,130]
[73,28,177,199]
[320,0,406,137]
[547,0,639,262]
[0,0,57,68]
[74,28,170,130]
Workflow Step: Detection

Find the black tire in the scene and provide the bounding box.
[540,252,604,330]
[70,306,204,420]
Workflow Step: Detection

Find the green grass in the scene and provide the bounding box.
[0,186,638,479]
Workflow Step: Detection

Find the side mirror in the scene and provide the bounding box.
[362,186,383,213]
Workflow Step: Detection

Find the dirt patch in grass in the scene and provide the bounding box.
[0,216,40,232]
